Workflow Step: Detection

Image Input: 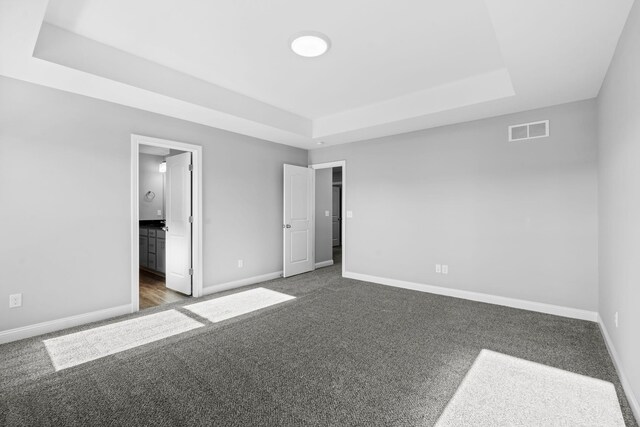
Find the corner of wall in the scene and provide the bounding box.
[597,315,640,422]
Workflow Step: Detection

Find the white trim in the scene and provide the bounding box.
[598,315,640,423]
[315,260,334,268]
[131,141,140,311]
[311,168,316,271]
[202,271,283,296]
[131,134,204,313]
[310,161,346,277]
[343,271,597,322]
[0,305,131,345]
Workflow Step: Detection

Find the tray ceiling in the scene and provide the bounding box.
[0,0,634,148]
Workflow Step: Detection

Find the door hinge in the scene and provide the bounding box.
[189,216,194,223]
[188,164,193,172]
[188,268,194,276]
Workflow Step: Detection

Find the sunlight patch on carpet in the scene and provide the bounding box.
[435,349,625,426]
[44,310,204,371]
[184,287,295,323]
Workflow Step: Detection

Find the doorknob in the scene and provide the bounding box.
[283,224,292,228]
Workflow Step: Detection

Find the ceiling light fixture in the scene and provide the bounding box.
[290,32,331,58]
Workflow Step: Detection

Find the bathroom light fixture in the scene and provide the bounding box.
[290,32,331,58]
[159,161,167,173]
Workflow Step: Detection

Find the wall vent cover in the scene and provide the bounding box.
[508,120,549,142]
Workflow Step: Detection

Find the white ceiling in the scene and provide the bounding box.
[0,0,634,149]
[44,0,505,119]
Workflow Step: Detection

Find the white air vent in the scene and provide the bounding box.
[508,120,549,142]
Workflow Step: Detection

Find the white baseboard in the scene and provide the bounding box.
[343,271,598,322]
[315,260,334,268]
[597,315,640,423]
[0,304,132,345]
[203,271,283,296]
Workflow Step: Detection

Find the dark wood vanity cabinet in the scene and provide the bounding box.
[139,227,165,274]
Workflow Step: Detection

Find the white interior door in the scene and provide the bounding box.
[165,152,192,295]
[283,164,315,277]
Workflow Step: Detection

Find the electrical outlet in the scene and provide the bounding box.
[435,264,441,274]
[9,293,22,308]
[237,259,244,268]
[615,312,619,328]
[442,265,449,275]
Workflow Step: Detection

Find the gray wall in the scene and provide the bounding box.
[315,168,333,264]
[139,153,165,220]
[598,0,640,410]
[309,99,599,311]
[0,76,307,331]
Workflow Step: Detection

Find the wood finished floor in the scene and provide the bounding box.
[139,269,190,310]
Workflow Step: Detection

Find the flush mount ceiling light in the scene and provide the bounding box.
[290,32,331,58]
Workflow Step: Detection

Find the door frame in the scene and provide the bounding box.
[310,161,346,276]
[130,134,203,312]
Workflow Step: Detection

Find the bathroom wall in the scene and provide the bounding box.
[139,153,165,220]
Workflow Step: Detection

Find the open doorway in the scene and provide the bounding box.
[138,146,190,309]
[313,166,342,269]
[311,161,346,274]
[131,135,203,312]
[331,168,342,266]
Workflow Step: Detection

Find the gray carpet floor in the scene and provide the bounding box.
[0,263,637,426]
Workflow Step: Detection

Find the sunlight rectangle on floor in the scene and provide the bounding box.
[435,349,625,426]
[44,310,204,371]
[183,287,295,323]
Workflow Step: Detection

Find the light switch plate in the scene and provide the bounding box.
[346,211,353,218]
[442,265,449,275]
[237,259,244,268]
[325,210,330,217]
[9,293,22,308]
[157,210,162,216]
[435,264,441,273]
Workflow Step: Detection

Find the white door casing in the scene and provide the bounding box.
[283,164,315,277]
[165,152,193,295]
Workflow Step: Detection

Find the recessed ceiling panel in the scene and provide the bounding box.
[44,0,506,118]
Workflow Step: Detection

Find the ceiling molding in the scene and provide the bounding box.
[313,68,515,139]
